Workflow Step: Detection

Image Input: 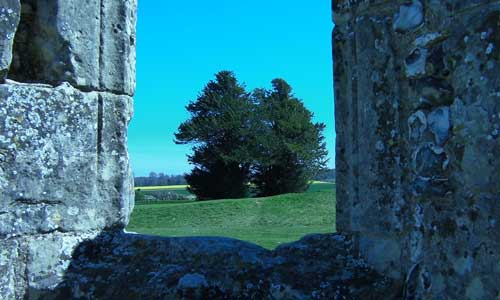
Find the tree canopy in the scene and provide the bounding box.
[252,79,328,196]
[175,71,254,199]
[175,71,328,200]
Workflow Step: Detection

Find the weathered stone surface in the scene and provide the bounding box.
[334,0,500,298]
[0,239,25,299]
[0,82,133,236]
[100,0,137,95]
[10,0,100,89]
[9,0,136,95]
[0,1,137,299]
[29,232,398,300]
[427,106,450,145]
[405,48,428,78]
[393,0,424,33]
[24,231,99,295]
[100,91,135,226]
[177,273,208,290]
[0,0,498,299]
[0,0,20,80]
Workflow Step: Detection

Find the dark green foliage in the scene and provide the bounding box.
[175,72,328,200]
[252,79,328,196]
[175,71,254,200]
[252,155,310,196]
[186,162,250,200]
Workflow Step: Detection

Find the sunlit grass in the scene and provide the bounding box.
[127,183,335,249]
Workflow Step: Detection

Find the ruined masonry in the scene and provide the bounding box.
[334,0,499,299]
[0,0,137,298]
[0,0,498,299]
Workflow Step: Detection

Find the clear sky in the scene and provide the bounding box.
[128,1,335,176]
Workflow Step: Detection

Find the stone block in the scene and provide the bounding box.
[100,0,137,95]
[334,0,500,297]
[10,0,101,89]
[9,0,136,95]
[23,231,99,299]
[0,238,24,300]
[0,82,133,236]
[99,91,135,225]
[0,0,20,80]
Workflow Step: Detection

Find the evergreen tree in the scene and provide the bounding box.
[174,71,255,200]
[175,73,328,199]
[252,79,328,196]
[183,147,251,200]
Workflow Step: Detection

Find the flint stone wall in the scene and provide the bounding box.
[334,0,500,298]
[0,1,398,299]
[20,233,398,300]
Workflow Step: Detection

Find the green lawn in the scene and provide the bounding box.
[127,182,336,249]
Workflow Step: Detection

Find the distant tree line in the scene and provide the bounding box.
[314,168,335,182]
[134,168,335,188]
[134,172,187,187]
[175,71,328,200]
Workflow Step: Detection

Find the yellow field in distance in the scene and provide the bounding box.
[135,182,331,191]
[134,185,189,191]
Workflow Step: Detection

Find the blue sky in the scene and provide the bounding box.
[128,1,335,176]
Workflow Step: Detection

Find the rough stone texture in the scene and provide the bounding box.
[334,0,500,298]
[0,1,136,298]
[0,231,101,299]
[0,0,20,80]
[23,231,100,294]
[393,0,424,33]
[9,0,136,95]
[1,0,498,299]
[27,233,399,300]
[0,239,24,299]
[0,81,134,237]
[100,0,137,95]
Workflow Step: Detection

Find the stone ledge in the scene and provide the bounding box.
[24,232,400,300]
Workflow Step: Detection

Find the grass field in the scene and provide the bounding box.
[127,182,336,249]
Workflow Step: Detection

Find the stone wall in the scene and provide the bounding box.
[1,0,498,299]
[0,0,136,298]
[0,1,396,299]
[333,0,500,298]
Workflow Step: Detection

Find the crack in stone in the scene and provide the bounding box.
[13,198,63,205]
[98,0,105,90]
[97,93,104,165]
